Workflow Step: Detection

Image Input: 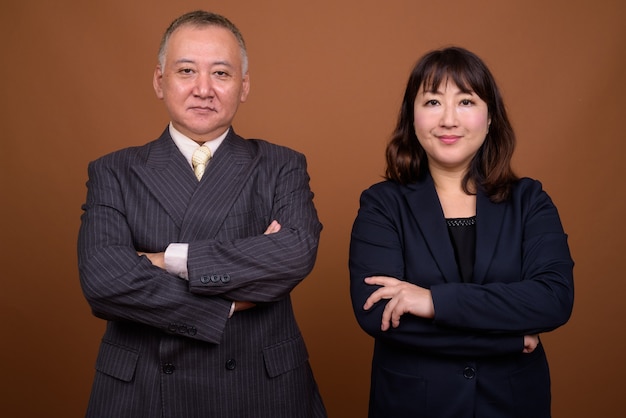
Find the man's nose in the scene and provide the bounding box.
[193,73,213,98]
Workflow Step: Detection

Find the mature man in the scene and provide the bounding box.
[78,10,326,417]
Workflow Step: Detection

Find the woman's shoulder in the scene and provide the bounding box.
[362,179,408,197]
[508,177,560,212]
[511,177,547,198]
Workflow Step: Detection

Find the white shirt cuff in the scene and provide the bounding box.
[164,243,189,280]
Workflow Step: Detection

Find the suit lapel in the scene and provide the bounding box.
[132,129,198,229]
[403,175,461,283]
[179,130,260,241]
[474,191,506,284]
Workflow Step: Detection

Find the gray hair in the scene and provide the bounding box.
[157,10,248,74]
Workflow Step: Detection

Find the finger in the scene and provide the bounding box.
[264,220,279,234]
[365,276,389,285]
[363,287,392,310]
[380,297,398,331]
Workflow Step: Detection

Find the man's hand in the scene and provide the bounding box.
[363,276,435,331]
[233,301,256,312]
[137,251,165,269]
[264,220,281,234]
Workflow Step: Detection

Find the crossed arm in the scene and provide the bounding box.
[137,220,282,315]
[349,182,573,357]
[78,149,320,344]
[362,276,539,353]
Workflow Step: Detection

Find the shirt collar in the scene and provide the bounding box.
[168,123,229,167]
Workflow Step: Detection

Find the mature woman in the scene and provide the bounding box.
[349,47,574,418]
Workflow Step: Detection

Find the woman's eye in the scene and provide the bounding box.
[425,99,439,106]
[460,99,473,106]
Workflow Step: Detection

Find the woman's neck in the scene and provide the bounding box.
[430,168,477,219]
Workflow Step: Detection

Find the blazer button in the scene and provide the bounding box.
[463,366,476,379]
[221,274,231,283]
[200,275,210,284]
[163,363,175,374]
[225,359,237,370]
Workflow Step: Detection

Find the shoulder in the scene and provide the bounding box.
[89,137,162,169]
[509,177,554,207]
[361,177,429,199]
[358,180,410,209]
[229,132,307,167]
[508,177,566,230]
[245,138,305,160]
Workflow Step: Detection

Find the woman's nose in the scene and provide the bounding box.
[439,105,458,127]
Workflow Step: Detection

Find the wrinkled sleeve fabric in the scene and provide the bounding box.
[186,146,322,302]
[78,155,231,344]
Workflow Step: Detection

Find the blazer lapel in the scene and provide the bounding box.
[474,191,507,284]
[132,129,198,229]
[403,175,461,283]
[179,130,260,241]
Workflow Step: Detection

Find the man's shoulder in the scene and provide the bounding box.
[230,133,305,162]
[90,136,164,167]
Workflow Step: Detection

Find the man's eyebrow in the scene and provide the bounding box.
[173,58,234,67]
[173,58,195,65]
[211,60,235,68]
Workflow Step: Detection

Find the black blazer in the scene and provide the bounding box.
[349,174,574,418]
[78,128,326,417]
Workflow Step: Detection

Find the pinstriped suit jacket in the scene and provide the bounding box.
[78,127,327,418]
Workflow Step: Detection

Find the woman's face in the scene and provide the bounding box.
[413,79,490,173]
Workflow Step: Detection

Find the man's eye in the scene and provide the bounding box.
[179,68,194,74]
[214,71,229,77]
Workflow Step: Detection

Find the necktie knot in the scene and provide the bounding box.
[192,145,212,180]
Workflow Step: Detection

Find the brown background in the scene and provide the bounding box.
[1,0,624,416]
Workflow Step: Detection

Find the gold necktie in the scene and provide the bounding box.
[191,145,212,180]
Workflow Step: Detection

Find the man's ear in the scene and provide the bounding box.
[240,72,250,103]
[153,65,164,99]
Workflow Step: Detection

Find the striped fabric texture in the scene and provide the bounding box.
[78,128,327,417]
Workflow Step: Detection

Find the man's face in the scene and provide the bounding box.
[153,25,250,143]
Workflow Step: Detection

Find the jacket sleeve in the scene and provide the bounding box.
[431,180,574,335]
[78,156,232,344]
[186,149,322,302]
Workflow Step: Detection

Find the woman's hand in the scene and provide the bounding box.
[363,276,435,331]
[523,334,539,353]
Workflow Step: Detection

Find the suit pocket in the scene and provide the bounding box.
[370,365,428,418]
[262,334,309,378]
[509,347,551,417]
[94,340,139,382]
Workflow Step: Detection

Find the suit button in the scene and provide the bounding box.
[163,363,175,374]
[200,275,210,284]
[210,274,220,283]
[222,274,231,283]
[463,366,476,379]
[225,359,236,370]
